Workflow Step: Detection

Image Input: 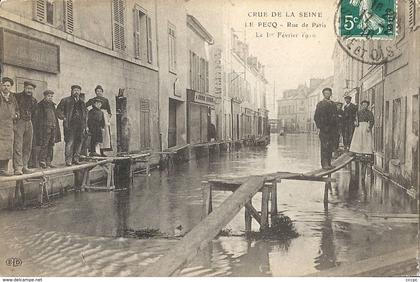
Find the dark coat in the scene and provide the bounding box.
[86,96,111,115]
[14,92,37,121]
[88,107,105,143]
[56,96,87,141]
[314,99,338,134]
[0,93,18,159]
[343,102,358,126]
[34,99,61,146]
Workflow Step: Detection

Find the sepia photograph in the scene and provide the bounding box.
[0,0,418,279]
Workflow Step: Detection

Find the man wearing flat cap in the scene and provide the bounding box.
[342,94,358,151]
[34,90,61,169]
[314,87,338,170]
[57,85,87,166]
[13,81,38,175]
[0,77,19,176]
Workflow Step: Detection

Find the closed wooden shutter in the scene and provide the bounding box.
[139,99,150,149]
[34,0,46,22]
[146,16,152,63]
[408,0,415,28]
[133,9,140,58]
[64,0,74,33]
[205,60,209,93]
[113,0,126,51]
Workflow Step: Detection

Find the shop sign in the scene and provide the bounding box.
[187,89,215,106]
[0,29,60,74]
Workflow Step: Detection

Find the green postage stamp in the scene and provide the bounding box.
[339,0,397,38]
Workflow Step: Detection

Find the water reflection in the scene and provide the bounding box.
[0,134,417,277]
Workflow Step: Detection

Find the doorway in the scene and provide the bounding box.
[168,98,177,148]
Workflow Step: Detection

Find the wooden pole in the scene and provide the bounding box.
[245,201,252,232]
[260,186,269,231]
[142,176,266,276]
[270,180,278,216]
[244,202,262,224]
[323,181,330,210]
[201,181,212,219]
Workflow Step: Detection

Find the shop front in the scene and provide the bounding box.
[187,89,216,144]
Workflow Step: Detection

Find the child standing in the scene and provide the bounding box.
[87,97,105,157]
[34,90,61,169]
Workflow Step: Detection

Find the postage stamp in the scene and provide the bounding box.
[339,0,397,38]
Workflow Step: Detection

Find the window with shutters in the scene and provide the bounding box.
[139,99,151,149]
[146,16,153,63]
[168,23,176,73]
[133,6,147,60]
[113,0,126,52]
[33,0,55,24]
[64,0,74,33]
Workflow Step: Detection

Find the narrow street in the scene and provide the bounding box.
[0,134,417,277]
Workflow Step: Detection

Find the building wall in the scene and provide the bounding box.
[156,0,188,149]
[332,0,419,187]
[0,0,160,165]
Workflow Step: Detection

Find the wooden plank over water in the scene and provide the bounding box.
[141,176,266,277]
[0,160,111,183]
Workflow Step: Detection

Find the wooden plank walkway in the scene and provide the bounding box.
[142,153,357,276]
[0,159,111,183]
[141,176,267,277]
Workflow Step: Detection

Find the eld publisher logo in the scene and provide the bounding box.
[5,257,22,267]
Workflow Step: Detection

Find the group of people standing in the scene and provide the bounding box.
[314,87,374,170]
[0,77,112,176]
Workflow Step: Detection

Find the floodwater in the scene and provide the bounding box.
[0,134,417,277]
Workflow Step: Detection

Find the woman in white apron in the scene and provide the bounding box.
[350,100,374,155]
[86,85,112,156]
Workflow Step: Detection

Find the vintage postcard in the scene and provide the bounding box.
[0,0,418,279]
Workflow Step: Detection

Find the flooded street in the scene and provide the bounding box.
[0,134,417,277]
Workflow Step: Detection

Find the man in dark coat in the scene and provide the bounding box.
[34,90,61,169]
[57,85,87,166]
[13,81,38,175]
[342,95,358,150]
[0,77,18,176]
[314,88,338,170]
[87,97,105,157]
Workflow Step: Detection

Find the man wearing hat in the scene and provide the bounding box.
[342,94,358,151]
[314,87,338,170]
[57,85,87,166]
[0,77,19,176]
[13,81,38,175]
[34,90,61,169]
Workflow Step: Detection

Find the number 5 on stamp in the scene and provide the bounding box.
[339,0,397,38]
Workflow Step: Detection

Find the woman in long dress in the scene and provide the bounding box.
[350,100,374,155]
[86,85,112,156]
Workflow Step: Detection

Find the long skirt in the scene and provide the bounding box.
[100,109,112,151]
[350,122,373,154]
